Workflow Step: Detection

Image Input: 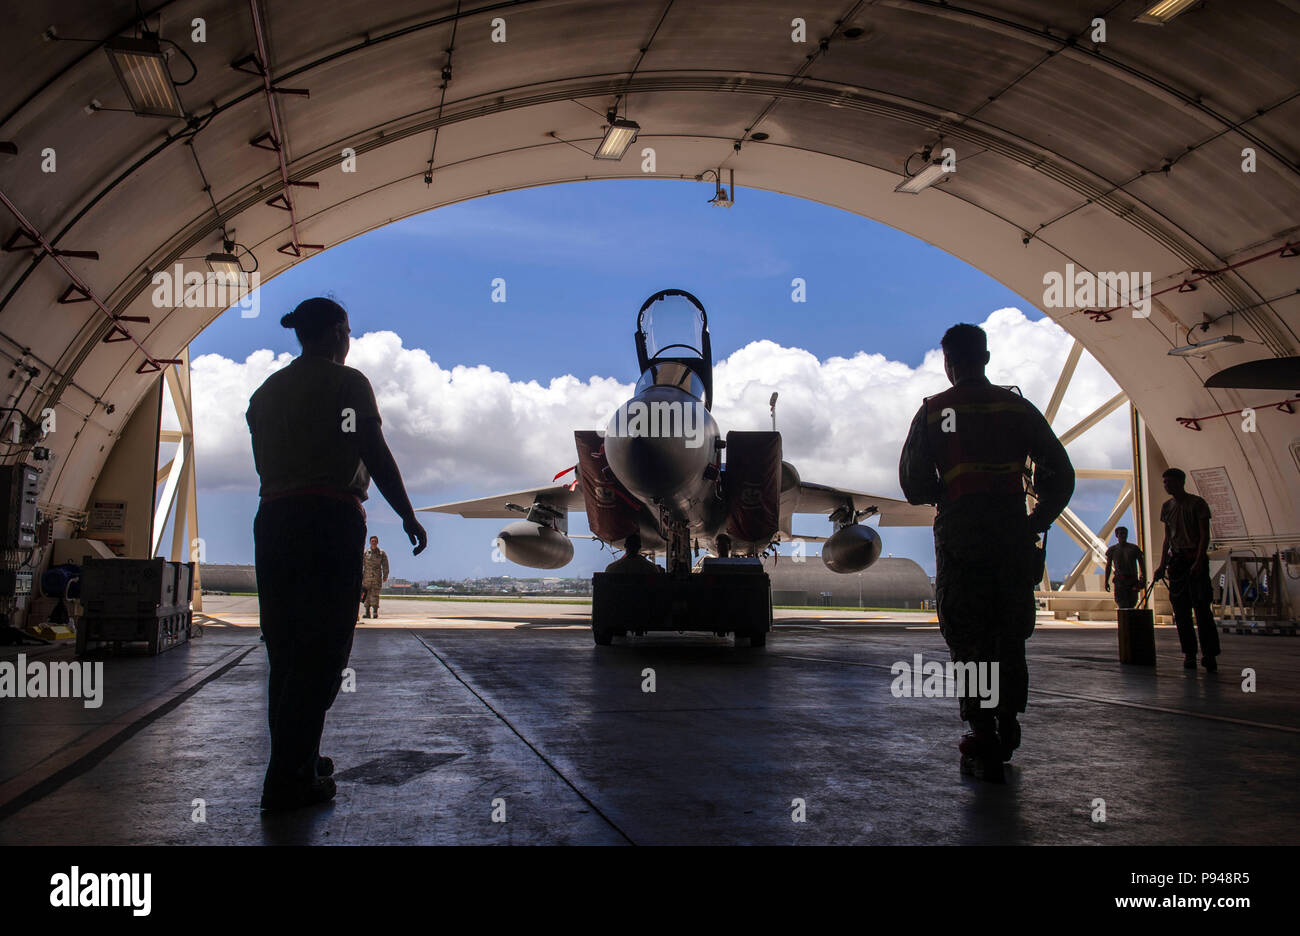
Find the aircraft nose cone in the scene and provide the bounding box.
[606,434,688,499]
[603,387,714,502]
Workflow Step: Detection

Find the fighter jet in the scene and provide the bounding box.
[421,289,934,645]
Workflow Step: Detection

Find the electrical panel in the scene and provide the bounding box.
[0,465,40,548]
[0,568,32,596]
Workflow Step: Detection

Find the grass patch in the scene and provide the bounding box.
[774,605,928,612]
[214,593,924,612]
[218,592,592,604]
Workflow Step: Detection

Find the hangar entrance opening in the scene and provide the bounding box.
[153,179,1135,615]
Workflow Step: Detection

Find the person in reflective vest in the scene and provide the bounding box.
[899,323,1074,782]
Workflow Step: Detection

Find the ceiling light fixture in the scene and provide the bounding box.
[205,253,242,280]
[1135,0,1200,25]
[1168,334,1245,357]
[894,158,950,194]
[104,35,184,117]
[594,116,640,161]
[204,240,257,280]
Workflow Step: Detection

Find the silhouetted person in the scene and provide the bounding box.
[899,323,1074,782]
[605,532,663,574]
[361,535,389,618]
[1104,526,1146,609]
[715,533,731,558]
[247,297,427,811]
[1153,467,1220,672]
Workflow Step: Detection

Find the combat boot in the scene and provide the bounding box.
[959,731,1005,783]
[260,776,336,812]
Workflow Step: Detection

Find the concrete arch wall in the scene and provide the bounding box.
[0,0,1295,589]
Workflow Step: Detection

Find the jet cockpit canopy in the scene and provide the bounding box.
[635,289,713,409]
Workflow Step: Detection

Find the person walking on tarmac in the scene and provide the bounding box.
[247,297,427,811]
[361,536,389,618]
[899,323,1074,783]
[1152,467,1221,672]
[1104,526,1146,610]
[605,533,664,573]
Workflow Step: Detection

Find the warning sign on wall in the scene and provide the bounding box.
[1189,467,1247,540]
[87,500,127,534]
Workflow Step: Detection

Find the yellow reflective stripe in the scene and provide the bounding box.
[926,401,1027,423]
[941,461,1025,482]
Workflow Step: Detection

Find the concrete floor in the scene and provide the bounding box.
[2,595,1297,845]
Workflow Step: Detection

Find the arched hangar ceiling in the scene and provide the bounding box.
[0,0,1297,540]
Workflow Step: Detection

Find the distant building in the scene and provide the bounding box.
[764,556,933,608]
[198,561,922,606]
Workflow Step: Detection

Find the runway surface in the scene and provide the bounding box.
[2,596,1297,845]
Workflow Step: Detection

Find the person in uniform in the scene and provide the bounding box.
[1104,527,1146,609]
[1153,467,1220,672]
[247,297,427,811]
[605,532,663,573]
[899,323,1074,782]
[361,536,389,618]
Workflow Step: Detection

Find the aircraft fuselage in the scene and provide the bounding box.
[602,382,726,544]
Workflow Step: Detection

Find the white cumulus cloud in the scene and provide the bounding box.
[190,308,1129,503]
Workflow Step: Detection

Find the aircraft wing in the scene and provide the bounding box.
[775,530,830,543]
[794,481,936,527]
[418,483,586,519]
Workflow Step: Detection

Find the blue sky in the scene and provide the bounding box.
[196,180,1033,376]
[186,179,1130,582]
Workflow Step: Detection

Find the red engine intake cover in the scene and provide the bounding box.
[723,430,782,544]
[574,430,643,544]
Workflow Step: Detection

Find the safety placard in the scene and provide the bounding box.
[87,499,127,533]
[1189,467,1247,539]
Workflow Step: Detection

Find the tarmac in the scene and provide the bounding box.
[1,595,1297,845]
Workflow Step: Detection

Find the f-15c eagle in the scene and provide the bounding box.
[420,288,934,578]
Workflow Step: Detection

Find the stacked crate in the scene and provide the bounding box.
[77,558,195,656]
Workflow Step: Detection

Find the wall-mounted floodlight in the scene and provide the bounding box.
[1136,0,1200,24]
[594,117,640,160]
[1168,335,1245,357]
[895,159,951,194]
[205,253,243,280]
[105,35,184,117]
